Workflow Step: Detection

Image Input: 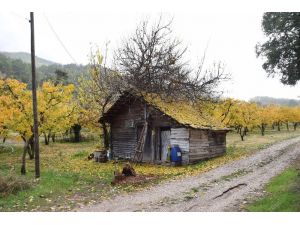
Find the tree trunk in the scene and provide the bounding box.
[286,122,289,131]
[44,133,49,145]
[27,136,34,160]
[244,127,249,136]
[259,124,265,136]
[100,120,110,149]
[239,127,246,141]
[47,133,50,144]
[51,134,56,143]
[2,137,6,143]
[72,124,82,142]
[294,122,298,131]
[21,141,29,175]
[277,122,281,131]
[240,133,244,141]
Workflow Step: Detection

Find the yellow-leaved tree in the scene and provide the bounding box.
[256,105,276,136]
[228,101,259,141]
[0,78,77,174]
[78,48,122,149]
[290,106,300,130]
[38,81,76,145]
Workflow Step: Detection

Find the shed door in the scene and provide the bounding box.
[160,128,171,161]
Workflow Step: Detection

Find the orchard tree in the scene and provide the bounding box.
[0,78,77,174]
[210,98,236,126]
[290,106,300,130]
[256,12,300,85]
[0,79,15,143]
[272,105,286,131]
[38,81,76,145]
[257,105,274,136]
[229,101,259,141]
[78,47,121,148]
[0,79,34,174]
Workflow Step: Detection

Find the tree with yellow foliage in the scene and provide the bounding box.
[0,78,77,174]
[38,81,76,145]
[227,101,259,141]
[256,105,275,136]
[210,98,237,127]
[78,48,122,148]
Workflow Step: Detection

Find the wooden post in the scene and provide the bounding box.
[151,129,155,163]
[30,12,40,178]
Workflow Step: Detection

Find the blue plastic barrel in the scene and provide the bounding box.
[170,145,182,163]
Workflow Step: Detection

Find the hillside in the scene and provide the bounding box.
[0,52,88,87]
[1,51,57,67]
[250,96,300,106]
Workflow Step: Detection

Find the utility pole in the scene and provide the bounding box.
[30,12,40,178]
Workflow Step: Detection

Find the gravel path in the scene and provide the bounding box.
[78,136,300,212]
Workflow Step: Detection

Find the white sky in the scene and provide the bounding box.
[0,0,299,101]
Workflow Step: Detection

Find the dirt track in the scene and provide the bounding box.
[78,136,300,212]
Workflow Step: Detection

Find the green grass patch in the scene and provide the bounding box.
[0,170,82,211]
[71,150,90,159]
[247,168,300,212]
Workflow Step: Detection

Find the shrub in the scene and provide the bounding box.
[0,173,32,196]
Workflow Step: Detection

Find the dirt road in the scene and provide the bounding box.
[78,136,300,212]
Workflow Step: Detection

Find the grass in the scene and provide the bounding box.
[246,166,300,212]
[0,128,300,211]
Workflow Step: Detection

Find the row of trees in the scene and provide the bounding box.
[211,99,300,140]
[0,78,97,174]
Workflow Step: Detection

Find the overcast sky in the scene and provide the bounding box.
[0,10,299,101]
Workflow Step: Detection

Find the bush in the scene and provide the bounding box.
[0,173,32,196]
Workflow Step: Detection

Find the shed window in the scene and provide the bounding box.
[215,133,225,144]
[124,119,134,128]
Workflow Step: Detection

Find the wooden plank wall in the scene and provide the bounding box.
[109,96,226,164]
[170,128,189,164]
[208,131,226,158]
[189,129,226,163]
[110,99,176,161]
[110,100,144,159]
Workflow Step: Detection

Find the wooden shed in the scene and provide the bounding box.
[101,91,229,164]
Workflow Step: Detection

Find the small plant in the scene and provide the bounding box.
[71,150,89,159]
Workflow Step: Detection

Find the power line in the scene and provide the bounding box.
[10,12,30,22]
[43,13,77,64]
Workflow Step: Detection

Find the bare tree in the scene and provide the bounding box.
[114,18,229,103]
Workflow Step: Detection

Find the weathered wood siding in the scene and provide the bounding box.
[208,130,226,157]
[170,128,189,164]
[110,99,176,161]
[189,129,226,163]
[110,100,144,159]
[108,95,227,164]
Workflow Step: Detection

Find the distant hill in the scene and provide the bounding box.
[250,96,300,106]
[1,51,57,67]
[0,52,88,87]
